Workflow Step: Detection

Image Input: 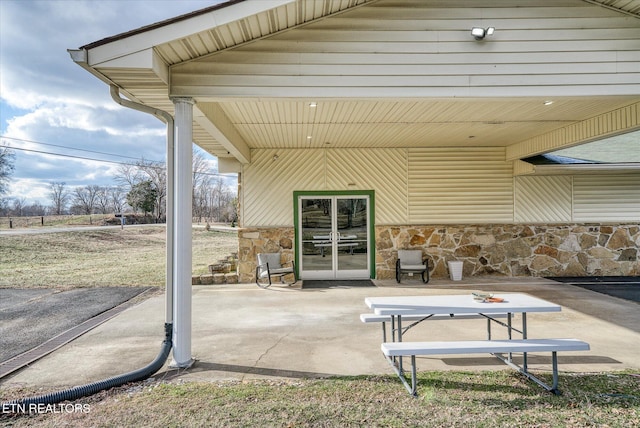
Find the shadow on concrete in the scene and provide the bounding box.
[160,361,337,380]
[439,354,621,367]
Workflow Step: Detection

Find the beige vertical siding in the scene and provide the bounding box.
[573,174,640,222]
[515,176,573,222]
[407,148,514,223]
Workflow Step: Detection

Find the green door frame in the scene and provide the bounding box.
[293,190,376,279]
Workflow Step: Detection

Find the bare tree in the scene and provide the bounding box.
[11,198,26,216]
[95,186,110,214]
[0,146,15,203]
[192,149,212,222]
[111,148,237,224]
[115,163,144,190]
[73,185,100,214]
[110,186,127,213]
[49,182,69,215]
[24,201,46,216]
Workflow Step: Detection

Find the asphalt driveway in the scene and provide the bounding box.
[0,287,151,363]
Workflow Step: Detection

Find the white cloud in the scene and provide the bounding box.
[1,0,224,204]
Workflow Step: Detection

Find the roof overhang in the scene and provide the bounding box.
[69,0,640,171]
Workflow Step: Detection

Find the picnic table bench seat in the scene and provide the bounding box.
[382,338,590,396]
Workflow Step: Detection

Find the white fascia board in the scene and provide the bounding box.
[93,48,169,85]
[86,0,295,66]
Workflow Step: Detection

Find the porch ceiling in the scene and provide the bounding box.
[206,97,639,150]
[75,0,640,161]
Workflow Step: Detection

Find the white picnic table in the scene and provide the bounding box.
[362,293,589,396]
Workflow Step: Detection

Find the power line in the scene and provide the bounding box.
[2,144,147,166]
[1,135,163,163]
[0,143,235,179]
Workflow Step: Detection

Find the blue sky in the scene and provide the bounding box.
[0,0,225,205]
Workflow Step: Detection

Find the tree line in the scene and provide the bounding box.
[0,146,237,224]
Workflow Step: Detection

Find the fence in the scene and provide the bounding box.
[0,214,112,229]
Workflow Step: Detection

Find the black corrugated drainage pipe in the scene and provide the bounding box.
[1,83,176,411]
[1,323,172,408]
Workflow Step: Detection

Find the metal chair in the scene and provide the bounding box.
[255,253,297,288]
[396,250,430,283]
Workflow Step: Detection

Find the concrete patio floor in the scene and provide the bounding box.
[2,277,639,391]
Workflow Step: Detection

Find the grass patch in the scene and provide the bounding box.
[1,226,638,426]
[0,227,238,288]
[2,371,638,427]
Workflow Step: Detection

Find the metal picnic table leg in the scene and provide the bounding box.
[397,315,403,373]
[507,313,513,362]
[522,312,528,372]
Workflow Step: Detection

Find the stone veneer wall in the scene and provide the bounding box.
[376,223,639,279]
[238,227,295,283]
[237,224,639,282]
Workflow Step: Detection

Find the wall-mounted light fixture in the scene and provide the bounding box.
[471,27,495,40]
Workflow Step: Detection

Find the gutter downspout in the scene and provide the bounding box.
[109,85,175,327]
[0,85,176,410]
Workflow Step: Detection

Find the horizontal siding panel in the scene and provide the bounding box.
[573,174,640,221]
[408,148,514,223]
[177,72,639,88]
[309,17,638,31]
[172,1,640,99]
[202,51,625,65]
[270,28,640,42]
[236,39,640,54]
[176,62,634,76]
[515,176,572,222]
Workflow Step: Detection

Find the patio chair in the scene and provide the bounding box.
[396,250,430,283]
[255,253,297,288]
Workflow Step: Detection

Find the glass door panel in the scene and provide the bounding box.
[336,197,369,278]
[299,194,370,280]
[300,198,333,277]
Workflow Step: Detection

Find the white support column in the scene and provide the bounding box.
[170,97,194,368]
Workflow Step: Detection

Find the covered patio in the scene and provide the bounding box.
[68,0,640,367]
[2,277,639,389]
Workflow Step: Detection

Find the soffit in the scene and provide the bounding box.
[587,0,640,16]
[84,0,640,159]
[210,97,640,149]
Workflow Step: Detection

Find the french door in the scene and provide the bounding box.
[297,194,371,280]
